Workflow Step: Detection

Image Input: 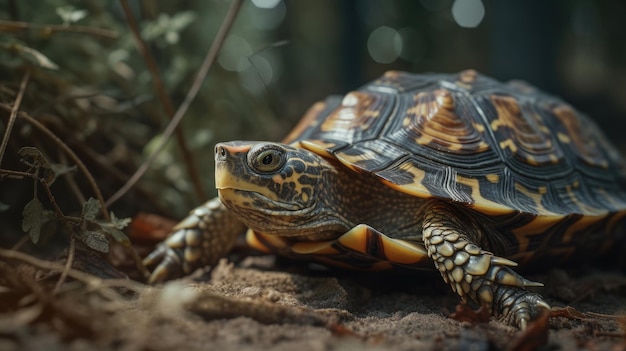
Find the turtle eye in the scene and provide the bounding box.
[249,147,285,173]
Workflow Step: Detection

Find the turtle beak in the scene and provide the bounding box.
[214,142,251,190]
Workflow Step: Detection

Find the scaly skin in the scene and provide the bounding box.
[422,200,550,329]
[143,197,245,283]
[144,141,551,329]
[144,198,550,328]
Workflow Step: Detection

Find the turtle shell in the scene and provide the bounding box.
[284,70,626,221]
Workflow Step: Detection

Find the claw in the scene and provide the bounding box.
[148,263,171,284]
[491,286,551,329]
[142,245,166,268]
[491,256,518,267]
[518,277,544,288]
[143,229,190,283]
[142,197,244,284]
[146,245,184,284]
[536,299,551,311]
[519,318,528,331]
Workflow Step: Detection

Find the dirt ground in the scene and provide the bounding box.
[1,250,625,351]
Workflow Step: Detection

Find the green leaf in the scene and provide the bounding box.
[19,146,50,167]
[101,226,130,246]
[81,197,100,221]
[90,212,131,246]
[110,211,131,230]
[56,6,88,25]
[47,163,76,185]
[18,147,55,182]
[18,146,76,184]
[78,230,109,253]
[22,199,44,244]
[142,11,196,43]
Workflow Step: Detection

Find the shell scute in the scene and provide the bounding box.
[294,71,626,217]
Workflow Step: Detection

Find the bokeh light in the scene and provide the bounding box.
[251,0,282,9]
[367,26,402,64]
[451,0,485,28]
[218,34,253,72]
[250,0,286,30]
[239,54,276,94]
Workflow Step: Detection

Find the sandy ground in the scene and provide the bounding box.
[3,251,624,351]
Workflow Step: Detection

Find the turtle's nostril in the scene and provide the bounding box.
[215,145,227,161]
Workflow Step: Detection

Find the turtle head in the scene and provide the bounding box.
[214,141,344,238]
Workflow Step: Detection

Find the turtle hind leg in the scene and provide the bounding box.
[421,200,550,329]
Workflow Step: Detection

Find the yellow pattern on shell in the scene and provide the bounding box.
[297,140,336,158]
[255,225,430,268]
[455,176,515,215]
[246,230,280,254]
[485,174,500,183]
[564,184,609,217]
[377,162,429,198]
[291,240,340,255]
[511,215,565,253]
[513,182,559,216]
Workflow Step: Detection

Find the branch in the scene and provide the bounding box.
[53,235,75,294]
[0,20,118,39]
[0,248,146,293]
[118,0,206,203]
[0,104,109,220]
[0,70,29,166]
[106,0,244,206]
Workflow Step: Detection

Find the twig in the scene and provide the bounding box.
[0,169,64,220]
[54,235,76,294]
[0,168,67,220]
[10,236,29,251]
[0,167,32,179]
[0,165,150,282]
[0,248,146,293]
[0,20,118,39]
[188,289,348,328]
[182,0,244,123]
[39,173,66,220]
[0,104,109,221]
[57,150,86,205]
[0,70,29,166]
[41,118,169,214]
[118,0,206,204]
[106,0,244,207]
[30,172,83,283]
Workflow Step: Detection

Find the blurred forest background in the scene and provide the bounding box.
[1,0,626,247]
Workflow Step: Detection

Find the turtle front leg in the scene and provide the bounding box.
[422,200,550,329]
[143,197,247,283]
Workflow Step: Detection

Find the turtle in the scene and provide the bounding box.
[143,70,626,329]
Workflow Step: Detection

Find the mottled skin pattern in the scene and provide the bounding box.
[144,70,626,329]
[214,141,346,241]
